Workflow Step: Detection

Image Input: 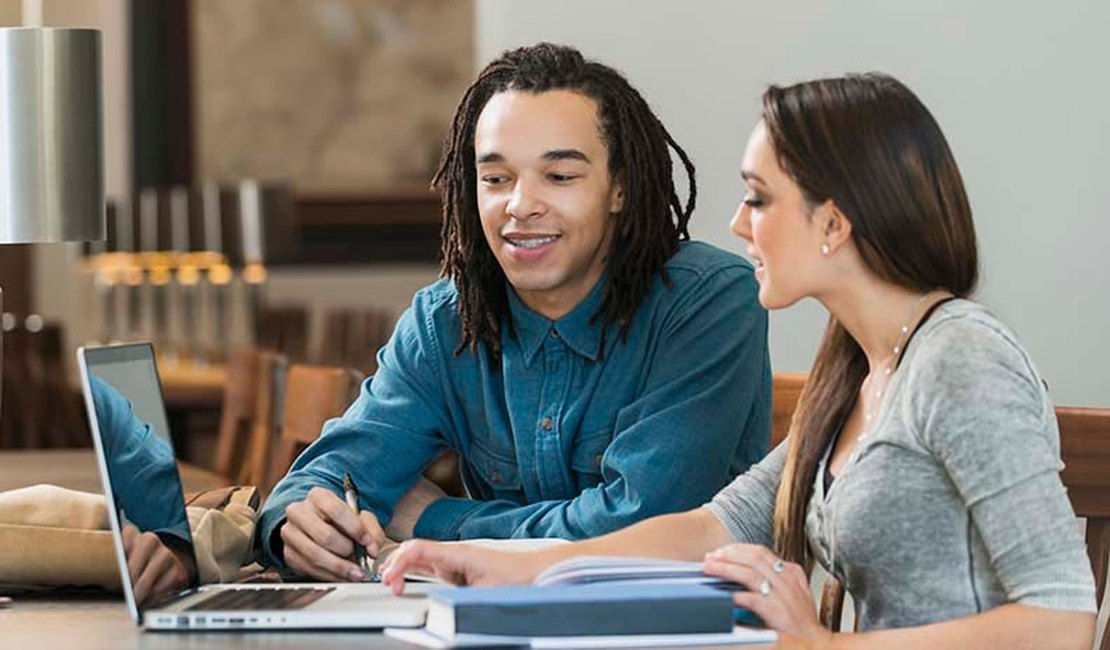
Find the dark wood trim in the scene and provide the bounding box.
[296,190,442,227]
[0,245,34,314]
[130,0,194,190]
[292,192,442,264]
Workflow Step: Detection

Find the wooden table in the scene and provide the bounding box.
[0,450,774,649]
[0,449,228,494]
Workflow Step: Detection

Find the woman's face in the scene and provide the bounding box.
[730,122,830,310]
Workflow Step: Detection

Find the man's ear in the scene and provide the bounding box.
[608,180,626,214]
[821,200,853,254]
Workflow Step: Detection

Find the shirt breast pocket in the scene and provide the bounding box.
[466,441,524,503]
[570,428,612,491]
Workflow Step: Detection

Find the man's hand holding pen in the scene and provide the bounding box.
[280,486,385,582]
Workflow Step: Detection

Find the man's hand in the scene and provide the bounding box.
[121,524,193,606]
[281,487,386,582]
[385,477,447,541]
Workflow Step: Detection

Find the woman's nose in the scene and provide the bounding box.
[730,203,752,241]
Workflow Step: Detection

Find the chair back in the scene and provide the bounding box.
[0,318,87,449]
[316,308,394,375]
[262,364,363,496]
[242,351,290,488]
[771,372,807,448]
[1057,406,1110,650]
[213,347,260,480]
[255,304,309,362]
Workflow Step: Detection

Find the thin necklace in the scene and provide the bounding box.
[858,291,932,442]
[829,290,936,582]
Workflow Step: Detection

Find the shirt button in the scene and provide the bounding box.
[549,328,560,339]
[541,417,554,431]
[594,454,603,469]
[490,470,502,484]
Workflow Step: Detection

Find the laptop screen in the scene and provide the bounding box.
[79,343,199,614]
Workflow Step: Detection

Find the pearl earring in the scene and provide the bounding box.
[821,243,830,256]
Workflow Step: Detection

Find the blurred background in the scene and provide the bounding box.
[0,0,1106,456]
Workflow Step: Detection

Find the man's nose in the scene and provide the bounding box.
[507,179,544,220]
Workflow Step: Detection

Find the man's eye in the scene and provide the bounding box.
[481,175,508,185]
[548,173,578,183]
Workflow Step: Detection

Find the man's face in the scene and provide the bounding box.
[474,89,624,321]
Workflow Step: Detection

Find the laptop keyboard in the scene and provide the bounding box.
[184,586,336,611]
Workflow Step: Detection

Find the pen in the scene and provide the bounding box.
[342,472,374,581]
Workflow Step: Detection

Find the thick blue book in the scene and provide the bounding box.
[425,583,734,638]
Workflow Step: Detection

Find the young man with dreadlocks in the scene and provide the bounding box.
[258,43,770,582]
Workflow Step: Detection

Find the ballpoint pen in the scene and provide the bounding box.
[342,472,375,581]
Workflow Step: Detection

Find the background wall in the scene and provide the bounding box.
[477,0,1110,406]
[192,0,473,192]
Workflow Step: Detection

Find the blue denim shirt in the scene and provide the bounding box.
[259,241,769,565]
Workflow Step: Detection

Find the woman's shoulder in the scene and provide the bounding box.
[902,298,1048,413]
[910,299,1034,370]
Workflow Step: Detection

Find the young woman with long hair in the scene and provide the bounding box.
[380,73,1097,649]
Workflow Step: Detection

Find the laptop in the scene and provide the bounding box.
[77,342,432,630]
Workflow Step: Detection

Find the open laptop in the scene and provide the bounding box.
[77,342,432,630]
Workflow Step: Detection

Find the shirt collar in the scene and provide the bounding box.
[507,277,607,366]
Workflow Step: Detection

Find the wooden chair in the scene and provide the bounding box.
[213,348,288,485]
[262,364,363,497]
[1058,406,1110,650]
[0,318,87,449]
[317,308,394,376]
[242,351,289,488]
[255,304,309,363]
[0,323,31,448]
[28,322,88,448]
[213,348,260,480]
[771,372,807,447]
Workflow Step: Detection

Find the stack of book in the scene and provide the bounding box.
[386,556,777,648]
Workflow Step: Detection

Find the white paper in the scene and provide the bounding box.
[533,556,716,587]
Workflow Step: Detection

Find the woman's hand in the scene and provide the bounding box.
[702,543,833,646]
[379,539,539,595]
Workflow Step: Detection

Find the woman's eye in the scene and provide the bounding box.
[742,195,764,208]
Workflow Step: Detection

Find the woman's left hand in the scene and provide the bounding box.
[702,543,832,646]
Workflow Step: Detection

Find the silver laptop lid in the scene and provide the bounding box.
[77,343,199,623]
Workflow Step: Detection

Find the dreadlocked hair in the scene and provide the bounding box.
[435,42,696,362]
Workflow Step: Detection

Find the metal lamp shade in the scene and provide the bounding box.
[0,27,105,243]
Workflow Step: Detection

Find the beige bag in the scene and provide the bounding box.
[0,484,258,591]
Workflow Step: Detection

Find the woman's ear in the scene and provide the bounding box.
[820,200,853,254]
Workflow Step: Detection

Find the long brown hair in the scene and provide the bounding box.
[435,43,696,361]
[767,74,979,566]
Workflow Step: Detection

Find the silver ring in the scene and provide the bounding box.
[758,578,772,597]
[772,559,785,574]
